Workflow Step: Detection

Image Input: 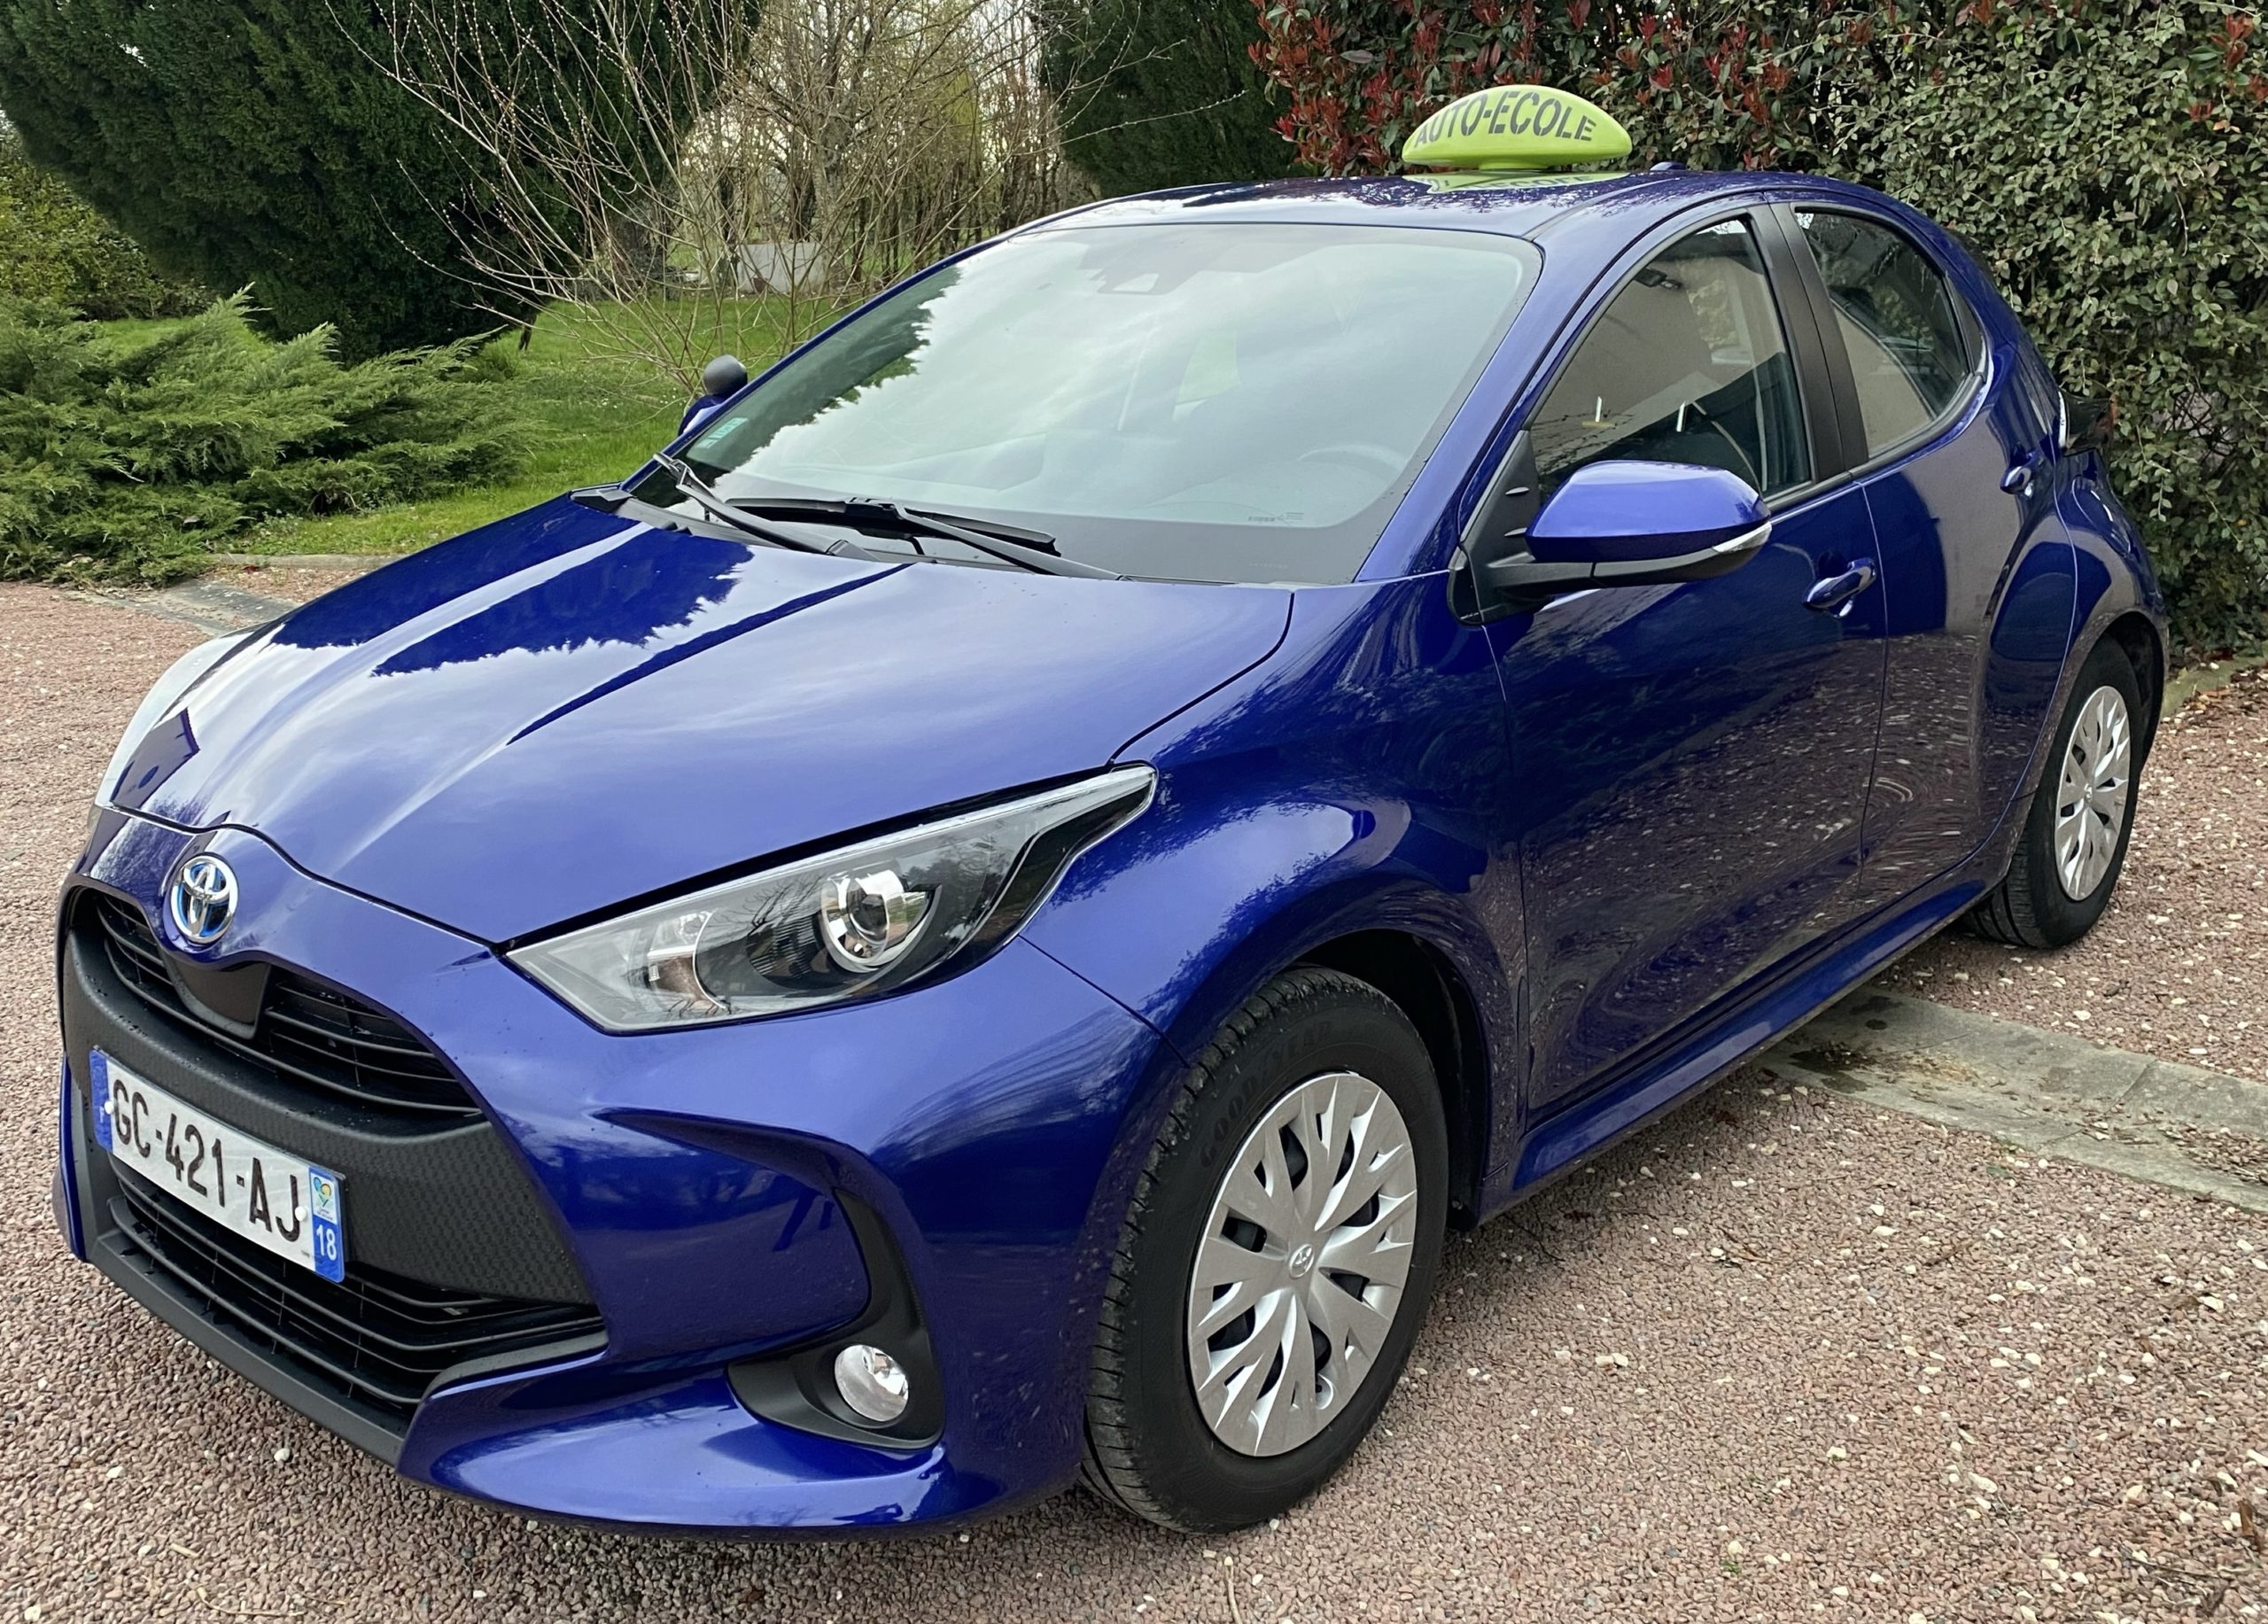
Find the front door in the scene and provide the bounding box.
[1485,213,1888,1113]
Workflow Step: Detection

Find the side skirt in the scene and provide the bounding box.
[1480,865,1992,1217]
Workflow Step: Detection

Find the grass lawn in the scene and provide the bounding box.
[237,299,806,558]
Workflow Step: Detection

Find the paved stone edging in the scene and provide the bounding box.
[205,552,389,571]
[75,579,302,636]
[1767,987,2268,1214]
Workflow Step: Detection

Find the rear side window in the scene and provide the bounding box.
[1795,210,1974,457]
[1529,218,1811,499]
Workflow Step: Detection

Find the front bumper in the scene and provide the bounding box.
[58,813,1174,1532]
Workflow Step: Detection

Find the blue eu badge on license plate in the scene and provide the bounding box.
[89,1049,113,1152]
[307,1165,345,1283]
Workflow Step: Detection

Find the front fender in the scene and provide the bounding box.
[1024,575,1526,1173]
[1034,786,1515,1060]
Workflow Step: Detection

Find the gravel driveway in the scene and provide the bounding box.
[1899,663,2268,1084]
[4,584,2264,1623]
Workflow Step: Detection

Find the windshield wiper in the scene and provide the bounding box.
[732,496,1122,581]
[574,458,882,563]
[650,455,889,561]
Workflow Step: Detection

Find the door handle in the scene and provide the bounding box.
[1805,558,1876,614]
[2000,451,2044,496]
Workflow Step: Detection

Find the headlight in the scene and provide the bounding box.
[509,766,1155,1031]
[95,633,250,809]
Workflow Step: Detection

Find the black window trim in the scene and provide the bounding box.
[1527,203,1829,508]
[1458,198,1868,557]
[1750,206,1850,512]
[1769,199,1991,486]
[1449,195,1874,624]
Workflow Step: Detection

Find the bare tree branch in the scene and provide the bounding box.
[368,0,1093,392]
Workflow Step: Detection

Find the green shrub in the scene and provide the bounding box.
[0,294,529,584]
[0,2,750,359]
[1836,6,2268,659]
[0,129,207,320]
[1250,0,2268,657]
[1045,0,1295,193]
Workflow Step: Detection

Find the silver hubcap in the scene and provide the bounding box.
[2054,684,2132,900]
[1185,1070,1419,1457]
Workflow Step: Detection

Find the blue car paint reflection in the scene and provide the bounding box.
[55,166,2164,1533]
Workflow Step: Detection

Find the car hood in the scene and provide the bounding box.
[116,498,1293,942]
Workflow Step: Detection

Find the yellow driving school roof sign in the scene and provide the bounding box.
[1402,85,1631,172]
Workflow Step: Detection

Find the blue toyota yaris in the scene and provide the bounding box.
[54,89,2164,1535]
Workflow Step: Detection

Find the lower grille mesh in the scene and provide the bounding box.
[111,1169,602,1426]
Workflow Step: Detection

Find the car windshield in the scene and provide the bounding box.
[676,221,1540,584]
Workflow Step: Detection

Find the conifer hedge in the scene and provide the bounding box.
[1250,0,2268,655]
[0,294,527,584]
[0,1,742,359]
[0,129,207,320]
[1046,0,1296,194]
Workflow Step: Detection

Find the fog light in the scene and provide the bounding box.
[832,1342,911,1425]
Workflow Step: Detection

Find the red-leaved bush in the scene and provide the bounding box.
[1250,0,1831,177]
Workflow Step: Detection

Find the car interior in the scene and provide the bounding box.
[1526,218,1811,501]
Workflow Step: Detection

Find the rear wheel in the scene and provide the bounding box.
[1081,967,1446,1532]
[1970,638,2143,948]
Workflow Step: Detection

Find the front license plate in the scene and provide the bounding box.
[90,1049,346,1283]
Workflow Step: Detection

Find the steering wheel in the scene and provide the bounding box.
[1295,442,1407,481]
[1674,401,1762,489]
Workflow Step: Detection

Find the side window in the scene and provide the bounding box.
[1530,218,1811,499]
[1795,210,1974,457]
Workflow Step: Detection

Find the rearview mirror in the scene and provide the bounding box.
[679,354,750,435]
[1483,460,1770,606]
[2059,391,2112,455]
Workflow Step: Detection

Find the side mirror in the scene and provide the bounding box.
[1483,460,1770,605]
[678,354,750,435]
[2059,390,2112,456]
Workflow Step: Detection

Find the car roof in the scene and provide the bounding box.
[1035,169,1898,247]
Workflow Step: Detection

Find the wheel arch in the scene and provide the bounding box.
[1025,787,1526,1227]
[2100,610,2165,769]
[1295,929,1493,1229]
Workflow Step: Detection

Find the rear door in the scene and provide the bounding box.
[1486,206,1889,1115]
[1777,205,2077,915]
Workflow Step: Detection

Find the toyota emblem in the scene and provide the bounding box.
[167,853,238,945]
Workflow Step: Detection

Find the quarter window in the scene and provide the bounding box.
[1530,218,1810,498]
[1795,210,1973,457]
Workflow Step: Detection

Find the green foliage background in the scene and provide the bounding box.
[0,128,207,319]
[1837,4,2267,657]
[0,1,497,358]
[1045,0,1295,194]
[0,294,528,584]
[0,2,741,360]
[1248,0,2266,656]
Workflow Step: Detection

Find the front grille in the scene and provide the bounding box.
[110,1169,603,1426]
[89,893,478,1122]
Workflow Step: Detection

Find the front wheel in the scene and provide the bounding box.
[1081,968,1447,1532]
[1971,637,2144,948]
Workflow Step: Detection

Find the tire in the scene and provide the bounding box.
[1081,967,1448,1533]
[1970,637,2144,949]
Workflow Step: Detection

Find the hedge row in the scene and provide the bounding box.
[1250,0,2268,656]
[1045,0,1297,194]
